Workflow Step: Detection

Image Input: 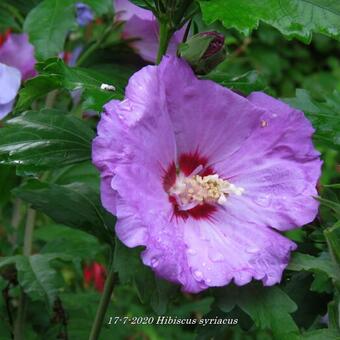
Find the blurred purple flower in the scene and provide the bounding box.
[114,0,185,62]
[92,56,321,293]
[0,63,21,119]
[0,33,36,81]
[76,3,94,27]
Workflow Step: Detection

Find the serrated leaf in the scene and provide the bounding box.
[0,254,71,306]
[324,222,340,272]
[113,238,176,312]
[13,180,115,244]
[17,59,126,111]
[36,224,102,260]
[284,89,340,150]
[202,70,267,95]
[287,252,338,280]
[52,161,99,189]
[302,328,340,339]
[200,0,340,43]
[16,75,61,111]
[24,0,76,60]
[215,285,299,339]
[0,110,94,169]
[317,197,340,219]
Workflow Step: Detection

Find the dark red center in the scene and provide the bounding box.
[163,152,217,221]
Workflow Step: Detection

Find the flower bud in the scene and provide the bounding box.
[178,31,226,74]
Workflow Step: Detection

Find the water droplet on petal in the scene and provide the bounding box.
[151,257,159,268]
[210,252,225,262]
[202,262,207,267]
[206,278,212,283]
[246,247,259,254]
[254,195,271,207]
[193,270,203,281]
[187,248,197,255]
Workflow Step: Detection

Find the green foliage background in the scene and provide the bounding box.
[0,0,339,339]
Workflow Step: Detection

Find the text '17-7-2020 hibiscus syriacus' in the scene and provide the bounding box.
[92,56,321,293]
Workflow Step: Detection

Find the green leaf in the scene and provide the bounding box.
[0,110,94,169]
[13,180,115,244]
[328,298,340,329]
[17,59,126,111]
[5,0,41,15]
[82,0,112,14]
[202,70,267,95]
[0,254,71,306]
[324,183,340,189]
[215,285,299,339]
[35,224,102,260]
[284,89,340,150]
[324,222,340,271]
[0,165,17,207]
[200,0,340,43]
[302,328,340,339]
[51,161,99,189]
[24,0,76,60]
[113,238,176,312]
[317,197,340,219]
[150,279,177,315]
[287,252,338,280]
[113,238,143,284]
[0,4,21,31]
[16,76,61,111]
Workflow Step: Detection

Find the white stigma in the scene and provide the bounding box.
[169,173,244,211]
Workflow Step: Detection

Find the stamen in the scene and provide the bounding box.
[169,173,244,211]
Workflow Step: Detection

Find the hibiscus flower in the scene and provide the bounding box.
[0,31,36,119]
[0,63,21,119]
[93,56,321,293]
[0,32,36,81]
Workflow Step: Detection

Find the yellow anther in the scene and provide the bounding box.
[169,172,245,210]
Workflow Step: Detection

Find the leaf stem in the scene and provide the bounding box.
[23,208,36,256]
[9,199,23,246]
[89,256,116,340]
[156,21,172,64]
[13,208,36,340]
[76,25,113,67]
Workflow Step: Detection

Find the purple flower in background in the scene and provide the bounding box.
[93,56,321,293]
[114,0,185,62]
[0,63,21,119]
[0,33,36,81]
[76,3,94,27]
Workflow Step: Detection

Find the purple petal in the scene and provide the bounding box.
[76,3,94,27]
[160,56,265,164]
[0,34,36,81]
[214,92,321,230]
[0,100,15,120]
[0,63,21,119]
[181,210,296,290]
[115,0,153,21]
